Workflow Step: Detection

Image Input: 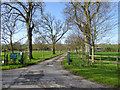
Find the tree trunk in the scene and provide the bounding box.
[81,46,83,58]
[75,48,78,54]
[10,35,14,53]
[92,45,95,63]
[84,35,90,59]
[27,23,33,59]
[52,42,55,54]
[42,50,44,58]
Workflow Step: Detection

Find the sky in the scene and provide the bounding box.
[42,2,118,44]
[44,2,68,44]
[1,2,119,45]
[45,2,66,21]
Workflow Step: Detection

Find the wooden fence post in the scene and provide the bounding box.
[100,56,102,67]
[81,51,82,58]
[67,52,70,65]
[116,57,118,71]
[5,54,8,65]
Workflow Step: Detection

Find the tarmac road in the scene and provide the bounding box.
[2,54,109,89]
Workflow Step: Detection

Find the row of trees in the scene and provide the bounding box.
[34,13,71,54]
[64,1,117,62]
[1,1,71,59]
[2,1,117,61]
[2,42,67,52]
[2,42,23,51]
[65,27,85,53]
[2,1,44,59]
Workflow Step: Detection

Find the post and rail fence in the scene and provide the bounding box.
[89,55,120,70]
[67,51,120,70]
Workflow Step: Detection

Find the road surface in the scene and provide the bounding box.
[2,54,109,89]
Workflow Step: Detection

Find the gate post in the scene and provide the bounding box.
[5,54,8,65]
[67,52,70,65]
[4,50,6,65]
[20,51,23,64]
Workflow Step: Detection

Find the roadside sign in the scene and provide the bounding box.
[18,53,20,56]
[10,53,17,59]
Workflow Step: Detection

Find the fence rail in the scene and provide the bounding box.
[89,55,120,58]
[89,55,120,70]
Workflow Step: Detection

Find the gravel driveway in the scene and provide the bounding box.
[2,54,109,89]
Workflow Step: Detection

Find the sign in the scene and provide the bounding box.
[18,53,20,56]
[10,53,17,59]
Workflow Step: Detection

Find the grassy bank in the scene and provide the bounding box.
[62,52,119,88]
[2,51,64,70]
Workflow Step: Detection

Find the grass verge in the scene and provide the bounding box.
[62,52,119,88]
[2,51,64,70]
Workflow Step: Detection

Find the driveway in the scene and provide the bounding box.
[2,54,109,89]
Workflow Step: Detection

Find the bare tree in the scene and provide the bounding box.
[64,1,117,62]
[34,13,70,54]
[56,41,64,53]
[65,28,84,54]
[1,14,25,53]
[2,1,44,59]
[34,37,49,57]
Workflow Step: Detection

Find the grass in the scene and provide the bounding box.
[62,52,119,88]
[2,51,65,70]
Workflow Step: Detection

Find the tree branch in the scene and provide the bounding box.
[2,3,26,20]
[91,2,101,20]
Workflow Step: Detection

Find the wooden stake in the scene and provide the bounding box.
[100,56,102,67]
[116,57,118,71]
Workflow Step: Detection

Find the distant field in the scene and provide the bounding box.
[62,52,119,88]
[1,51,64,70]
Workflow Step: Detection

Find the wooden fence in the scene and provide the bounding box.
[89,55,120,70]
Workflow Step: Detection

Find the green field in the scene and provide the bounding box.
[62,52,119,88]
[1,51,64,70]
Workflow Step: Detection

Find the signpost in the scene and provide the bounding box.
[20,51,23,64]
